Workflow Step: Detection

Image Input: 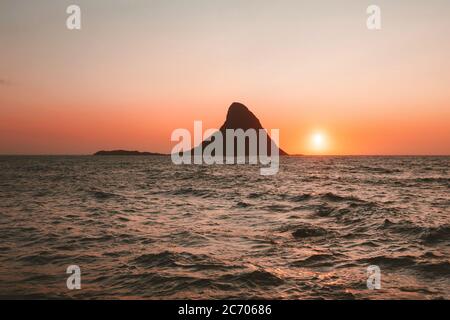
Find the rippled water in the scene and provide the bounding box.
[0,156,448,299]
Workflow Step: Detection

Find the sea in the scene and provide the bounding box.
[0,156,448,299]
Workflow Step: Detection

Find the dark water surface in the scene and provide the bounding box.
[0,156,448,299]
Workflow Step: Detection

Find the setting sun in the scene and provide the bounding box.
[309,132,328,153]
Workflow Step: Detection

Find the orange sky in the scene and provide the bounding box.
[1,0,449,155]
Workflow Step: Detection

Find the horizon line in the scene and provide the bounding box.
[0,153,449,157]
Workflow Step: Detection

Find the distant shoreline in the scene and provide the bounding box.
[93,150,168,156]
[0,154,449,157]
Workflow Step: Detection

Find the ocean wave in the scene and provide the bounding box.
[18,252,97,265]
[219,269,283,287]
[133,251,205,267]
[172,187,213,198]
[247,192,265,199]
[290,193,312,202]
[381,219,450,244]
[236,201,252,208]
[264,204,292,212]
[315,204,337,217]
[360,255,450,278]
[104,271,217,297]
[291,254,336,267]
[420,225,450,244]
[361,255,417,268]
[291,225,330,239]
[88,189,123,200]
[320,192,364,203]
[416,261,450,277]
[18,253,72,265]
[360,166,401,174]
[413,177,450,184]
[132,251,235,271]
[170,230,209,246]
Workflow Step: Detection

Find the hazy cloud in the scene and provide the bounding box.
[0,78,12,86]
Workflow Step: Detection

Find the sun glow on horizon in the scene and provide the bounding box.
[309,131,328,154]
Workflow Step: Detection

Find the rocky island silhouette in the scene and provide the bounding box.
[189,102,288,156]
[94,102,288,156]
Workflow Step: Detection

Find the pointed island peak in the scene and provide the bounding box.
[193,101,288,156]
[228,101,250,112]
[222,102,263,131]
